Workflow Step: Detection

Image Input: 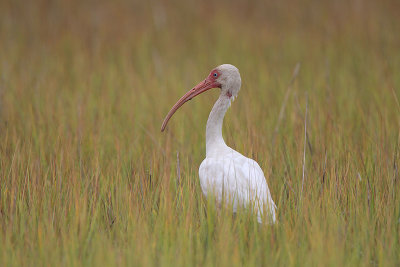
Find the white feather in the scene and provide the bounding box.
[200,64,276,224]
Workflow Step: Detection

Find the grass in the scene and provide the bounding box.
[0,0,399,266]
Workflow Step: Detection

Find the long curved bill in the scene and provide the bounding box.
[161,78,220,132]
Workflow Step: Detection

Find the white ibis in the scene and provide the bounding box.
[161,64,276,224]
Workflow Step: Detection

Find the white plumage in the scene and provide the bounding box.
[162,64,276,224]
[199,149,276,223]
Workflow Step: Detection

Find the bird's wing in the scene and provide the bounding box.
[199,150,276,222]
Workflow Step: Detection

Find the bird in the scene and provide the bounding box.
[161,64,276,224]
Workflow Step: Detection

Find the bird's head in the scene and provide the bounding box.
[161,64,241,132]
[212,64,241,99]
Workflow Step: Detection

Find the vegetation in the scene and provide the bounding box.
[0,0,399,266]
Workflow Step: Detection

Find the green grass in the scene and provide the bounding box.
[0,0,399,266]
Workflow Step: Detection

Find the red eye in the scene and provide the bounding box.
[213,72,218,77]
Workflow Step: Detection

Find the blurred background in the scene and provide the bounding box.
[0,0,400,266]
[1,0,399,162]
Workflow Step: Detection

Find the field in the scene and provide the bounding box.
[1,0,400,266]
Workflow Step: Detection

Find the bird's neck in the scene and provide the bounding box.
[206,94,231,157]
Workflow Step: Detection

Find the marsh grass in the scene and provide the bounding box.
[0,0,399,266]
